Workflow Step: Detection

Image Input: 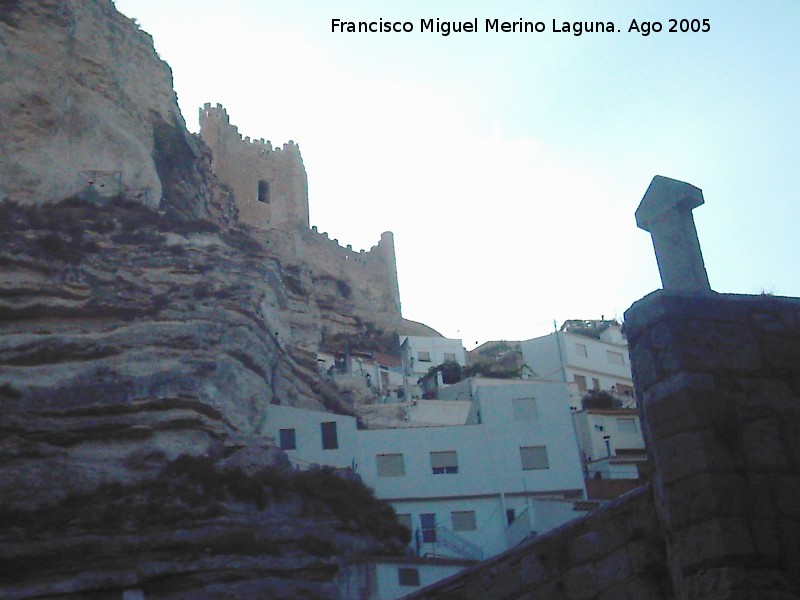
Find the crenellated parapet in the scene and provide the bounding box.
[299,227,402,317]
[199,104,402,320]
[199,103,308,230]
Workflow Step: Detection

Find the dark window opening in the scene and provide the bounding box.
[321,421,338,450]
[420,513,437,543]
[279,428,296,450]
[257,180,270,203]
[398,567,421,587]
[506,509,516,526]
[432,466,458,474]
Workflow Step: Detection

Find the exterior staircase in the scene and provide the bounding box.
[430,525,483,561]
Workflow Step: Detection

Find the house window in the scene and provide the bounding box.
[279,428,296,450]
[451,510,477,532]
[398,567,420,587]
[574,374,587,393]
[396,513,412,534]
[257,179,270,203]
[321,421,338,450]
[592,378,600,391]
[420,513,437,543]
[617,418,638,434]
[575,343,588,357]
[513,398,538,421]
[430,451,458,474]
[418,351,431,362]
[376,453,405,477]
[443,352,456,362]
[520,446,549,470]
[506,508,516,525]
[607,351,625,365]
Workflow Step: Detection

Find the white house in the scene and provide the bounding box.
[318,350,406,403]
[573,408,647,500]
[572,408,644,464]
[399,336,467,397]
[265,404,360,471]
[263,380,587,562]
[520,323,634,410]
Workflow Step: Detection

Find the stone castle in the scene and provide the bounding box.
[199,103,403,327]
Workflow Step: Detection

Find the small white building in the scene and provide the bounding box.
[263,379,587,565]
[572,408,645,464]
[520,323,634,410]
[318,350,406,402]
[265,404,360,471]
[399,336,467,396]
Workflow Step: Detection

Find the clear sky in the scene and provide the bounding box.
[116,0,800,349]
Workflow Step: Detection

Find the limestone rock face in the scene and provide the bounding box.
[0,2,417,596]
[0,200,404,598]
[0,0,225,219]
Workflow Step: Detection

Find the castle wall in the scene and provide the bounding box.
[199,104,402,321]
[289,226,401,318]
[199,103,309,229]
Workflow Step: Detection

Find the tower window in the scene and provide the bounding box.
[257,180,270,203]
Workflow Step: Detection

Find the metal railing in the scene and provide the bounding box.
[418,525,483,561]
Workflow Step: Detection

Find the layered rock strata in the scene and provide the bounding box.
[0,199,406,598]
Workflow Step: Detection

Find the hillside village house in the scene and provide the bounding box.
[399,336,467,397]
[518,322,646,500]
[264,379,589,598]
[572,407,647,500]
[520,322,634,410]
[317,349,406,402]
[266,326,644,597]
[572,408,644,464]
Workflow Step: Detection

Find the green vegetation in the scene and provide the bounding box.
[424,361,523,386]
[0,455,409,545]
[581,390,621,409]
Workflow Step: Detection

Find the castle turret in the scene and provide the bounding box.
[378,231,402,316]
[199,103,309,230]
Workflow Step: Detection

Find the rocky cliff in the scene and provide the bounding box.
[0,198,408,599]
[0,0,229,220]
[0,1,416,597]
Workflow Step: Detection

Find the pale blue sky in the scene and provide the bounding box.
[116,0,800,347]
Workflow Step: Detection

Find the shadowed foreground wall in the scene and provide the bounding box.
[405,290,800,599]
[625,291,800,599]
[403,487,671,600]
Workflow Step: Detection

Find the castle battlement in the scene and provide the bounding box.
[199,104,401,318]
[306,226,394,267]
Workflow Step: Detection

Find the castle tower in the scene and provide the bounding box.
[199,103,309,230]
[377,231,402,316]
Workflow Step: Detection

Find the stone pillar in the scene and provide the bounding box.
[635,176,711,293]
[624,291,800,599]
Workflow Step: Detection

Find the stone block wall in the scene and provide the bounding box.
[199,103,309,230]
[404,487,673,600]
[624,291,800,599]
[198,104,402,325]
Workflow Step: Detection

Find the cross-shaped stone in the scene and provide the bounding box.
[635,175,711,292]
